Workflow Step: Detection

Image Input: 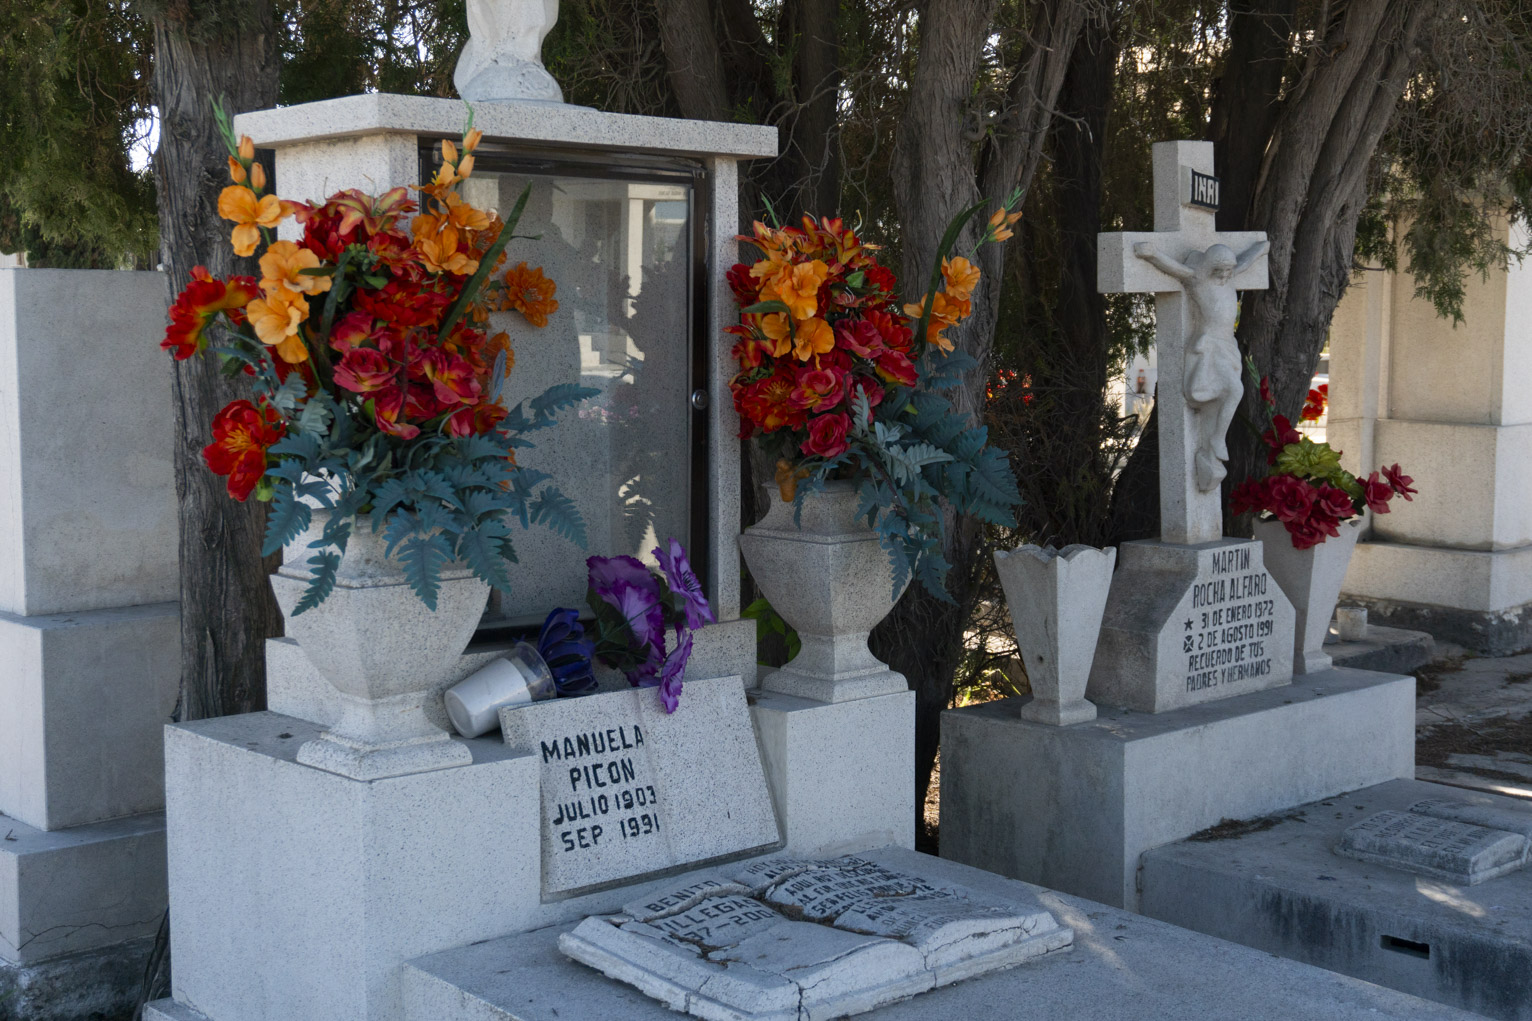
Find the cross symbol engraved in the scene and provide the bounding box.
[1099,141,1269,545]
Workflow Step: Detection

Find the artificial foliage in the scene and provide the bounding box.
[160,106,596,611]
[727,203,1024,601]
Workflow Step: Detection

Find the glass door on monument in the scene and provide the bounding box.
[423,144,710,633]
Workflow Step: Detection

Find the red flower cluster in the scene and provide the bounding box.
[1231,474,1355,549]
[1301,383,1328,422]
[727,216,971,462]
[164,129,555,502]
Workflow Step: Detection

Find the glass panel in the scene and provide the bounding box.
[457,170,694,625]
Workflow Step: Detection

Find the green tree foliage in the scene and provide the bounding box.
[0,1,155,267]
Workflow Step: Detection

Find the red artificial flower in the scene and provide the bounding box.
[333,347,396,394]
[730,330,771,371]
[352,278,452,329]
[1262,414,1303,465]
[863,263,897,297]
[202,399,284,501]
[1259,376,1275,409]
[865,308,912,353]
[1382,463,1416,501]
[874,349,918,387]
[1362,472,1394,514]
[1301,385,1327,422]
[371,387,421,440]
[726,263,758,307]
[735,366,805,437]
[1315,484,1355,522]
[1230,478,1270,517]
[446,401,508,437]
[328,311,376,353]
[163,266,259,359]
[788,366,844,412]
[1284,515,1329,551]
[1265,474,1316,524]
[801,412,852,459]
[834,319,885,359]
[415,348,482,407]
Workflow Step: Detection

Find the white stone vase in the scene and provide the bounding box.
[993,544,1116,725]
[738,481,908,703]
[1253,515,1363,675]
[269,509,490,780]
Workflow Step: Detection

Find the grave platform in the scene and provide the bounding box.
[940,666,1415,909]
[274,847,1483,1021]
[1139,778,1532,1020]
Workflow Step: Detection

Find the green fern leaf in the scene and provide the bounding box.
[456,520,513,591]
[397,534,454,610]
[261,486,311,557]
[291,551,341,616]
[531,488,587,546]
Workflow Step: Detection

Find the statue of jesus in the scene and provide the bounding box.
[1133,238,1270,493]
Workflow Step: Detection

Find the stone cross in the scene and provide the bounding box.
[1099,140,1269,546]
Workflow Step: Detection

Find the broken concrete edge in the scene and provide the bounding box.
[1,935,155,1021]
[1347,595,1532,657]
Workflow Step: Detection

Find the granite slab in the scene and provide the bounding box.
[1336,809,1529,885]
[499,675,781,898]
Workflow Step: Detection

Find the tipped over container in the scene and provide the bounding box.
[444,642,556,738]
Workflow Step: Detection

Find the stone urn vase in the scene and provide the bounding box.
[993,544,1116,726]
[738,481,908,703]
[1253,515,1364,675]
[269,509,490,780]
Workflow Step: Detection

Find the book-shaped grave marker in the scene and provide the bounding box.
[1335,798,1532,886]
[560,855,1073,1021]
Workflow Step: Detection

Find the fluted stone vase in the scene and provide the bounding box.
[739,481,908,703]
[993,544,1116,725]
[270,509,490,780]
[1254,515,1363,675]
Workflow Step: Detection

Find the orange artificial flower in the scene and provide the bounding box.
[464,128,483,152]
[217,186,292,257]
[760,312,793,357]
[941,256,981,302]
[246,286,311,363]
[502,262,559,327]
[237,135,255,162]
[792,317,835,361]
[987,206,1022,243]
[443,192,493,233]
[417,224,478,276]
[250,162,268,192]
[258,240,331,296]
[768,259,829,320]
[227,156,246,185]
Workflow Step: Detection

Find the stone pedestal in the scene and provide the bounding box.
[939,668,1415,910]
[1330,217,1532,653]
[0,268,179,1019]
[1087,538,1296,713]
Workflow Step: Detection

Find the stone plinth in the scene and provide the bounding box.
[1087,538,1295,712]
[939,668,1414,910]
[0,604,178,831]
[750,689,916,857]
[1139,779,1532,1020]
[1330,217,1532,652]
[381,847,1478,1021]
[0,269,177,616]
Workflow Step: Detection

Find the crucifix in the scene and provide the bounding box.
[1099,140,1269,546]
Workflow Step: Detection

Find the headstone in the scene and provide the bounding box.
[1088,141,1295,713]
[499,675,781,897]
[559,855,1072,1021]
[1409,797,1532,841]
[1336,809,1529,885]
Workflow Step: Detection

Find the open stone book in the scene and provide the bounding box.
[559,855,1073,1021]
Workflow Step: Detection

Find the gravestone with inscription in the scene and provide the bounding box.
[499,675,780,897]
[1086,140,1295,713]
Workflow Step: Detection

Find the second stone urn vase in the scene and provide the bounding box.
[1254,515,1364,675]
[270,509,491,780]
[993,544,1117,726]
[738,481,909,703]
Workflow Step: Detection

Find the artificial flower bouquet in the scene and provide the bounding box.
[1231,368,1415,549]
[726,204,1025,600]
[162,106,595,613]
[534,539,715,713]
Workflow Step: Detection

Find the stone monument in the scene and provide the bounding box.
[1088,140,1295,713]
[455,0,564,104]
[938,140,1416,911]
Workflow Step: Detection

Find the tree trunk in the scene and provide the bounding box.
[151,1,283,723]
[879,0,1089,818]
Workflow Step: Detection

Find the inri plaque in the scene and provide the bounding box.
[499,675,781,897]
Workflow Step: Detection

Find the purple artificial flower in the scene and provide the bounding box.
[654,537,715,631]
[587,554,658,601]
[604,580,665,652]
[657,626,693,713]
[537,608,597,697]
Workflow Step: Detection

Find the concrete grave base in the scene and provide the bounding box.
[2,934,156,1021]
[0,811,166,965]
[1327,622,1434,676]
[365,847,1477,1021]
[939,667,1415,909]
[1139,778,1532,1020]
